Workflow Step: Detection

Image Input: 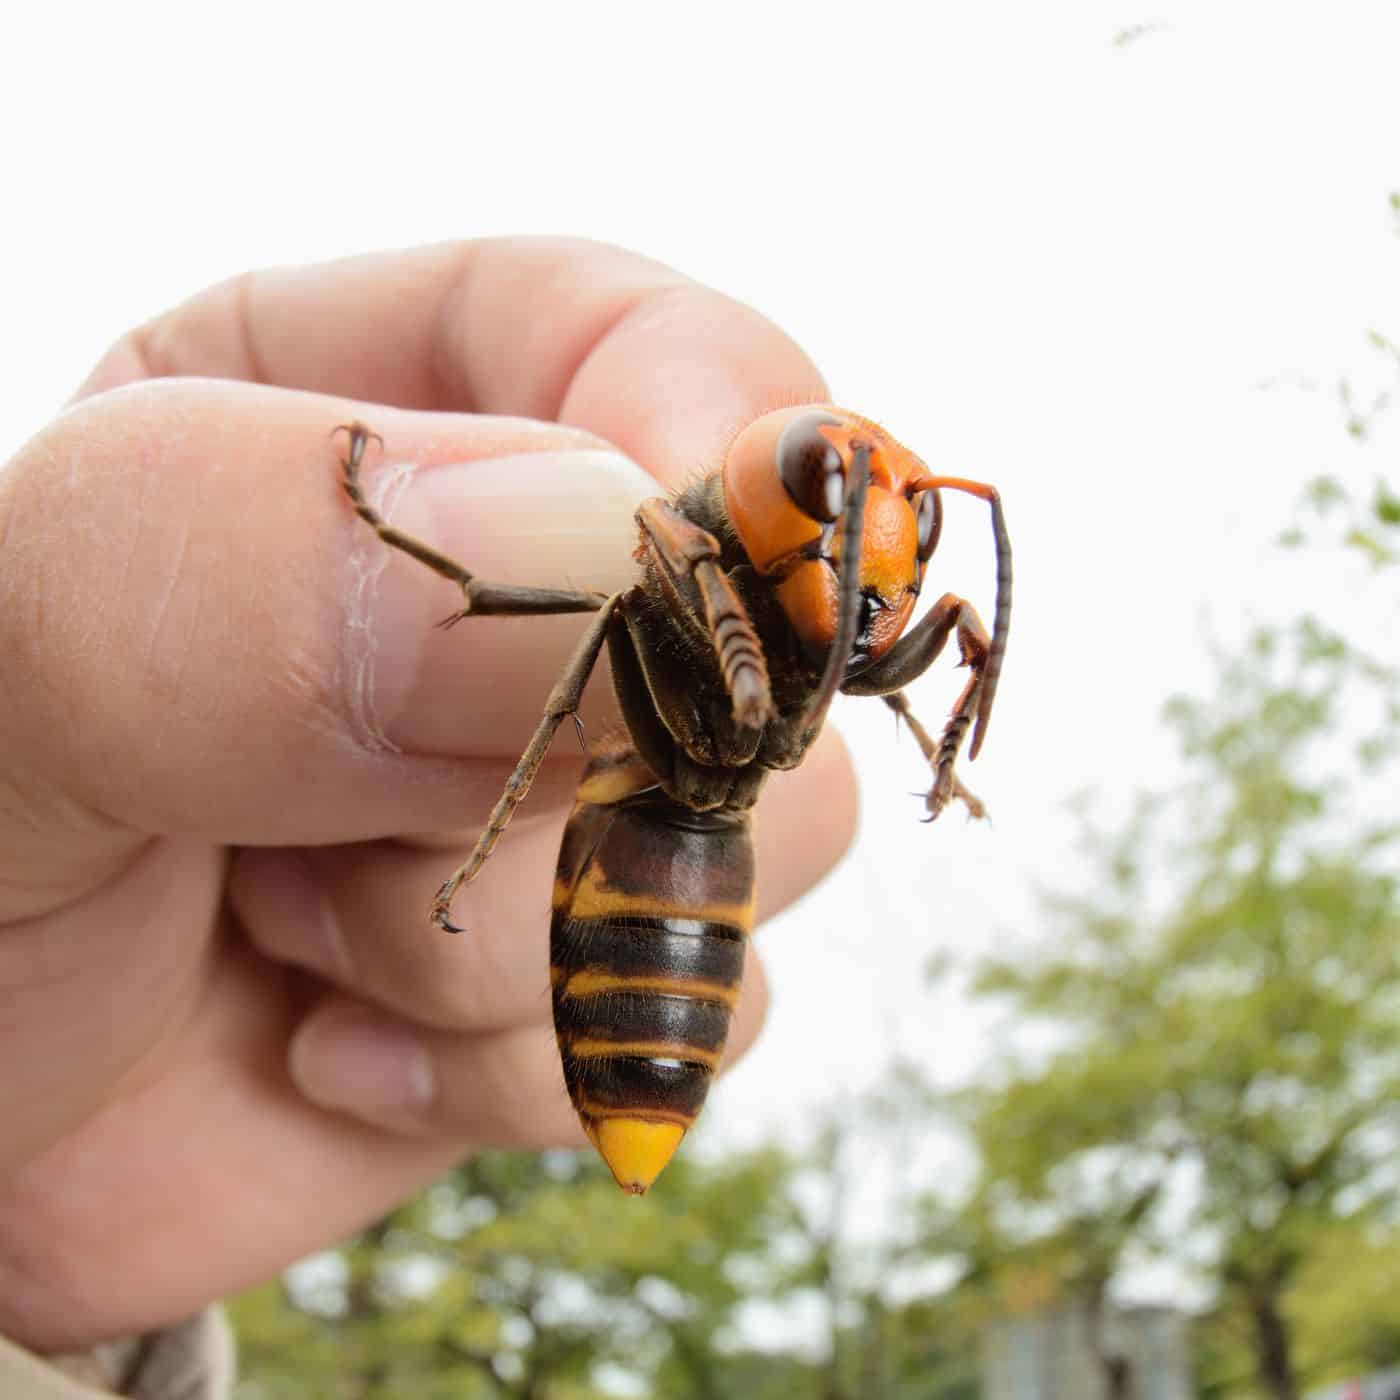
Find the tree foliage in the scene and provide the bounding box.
[230,1145,818,1399]
[229,1131,986,1400]
[956,468,1399,1399]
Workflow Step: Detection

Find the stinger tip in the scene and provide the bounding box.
[589,1118,686,1195]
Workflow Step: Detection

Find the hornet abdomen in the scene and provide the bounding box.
[550,740,756,1193]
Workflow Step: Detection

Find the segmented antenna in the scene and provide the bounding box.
[801,444,871,736]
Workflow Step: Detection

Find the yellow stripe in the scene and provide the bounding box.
[562,970,741,1008]
[566,867,755,929]
[566,1039,722,1069]
[575,761,657,806]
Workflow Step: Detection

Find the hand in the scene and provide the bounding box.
[0,239,857,1350]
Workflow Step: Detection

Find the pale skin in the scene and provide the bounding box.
[0,239,858,1351]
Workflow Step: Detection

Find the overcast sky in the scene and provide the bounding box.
[5,4,1398,1201]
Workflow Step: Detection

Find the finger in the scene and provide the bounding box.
[0,935,621,1349]
[0,836,223,1174]
[288,1004,588,1148]
[0,936,773,1349]
[0,382,646,920]
[283,940,771,1145]
[230,729,857,1033]
[76,237,829,487]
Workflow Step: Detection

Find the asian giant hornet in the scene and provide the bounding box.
[335,407,1011,1194]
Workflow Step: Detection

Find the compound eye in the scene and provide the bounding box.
[777,410,846,522]
[915,488,943,562]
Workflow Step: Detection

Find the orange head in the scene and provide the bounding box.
[722,406,944,670]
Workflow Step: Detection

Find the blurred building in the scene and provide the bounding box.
[981,1300,1194,1400]
[1306,1368,1400,1400]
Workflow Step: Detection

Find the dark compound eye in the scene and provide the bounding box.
[777,410,846,522]
[915,488,943,562]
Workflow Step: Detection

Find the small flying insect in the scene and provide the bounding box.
[335,407,1011,1193]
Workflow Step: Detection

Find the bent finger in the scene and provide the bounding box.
[77,237,829,488]
[284,948,771,1146]
[231,730,857,1034]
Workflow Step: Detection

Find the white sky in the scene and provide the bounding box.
[5,3,1399,1208]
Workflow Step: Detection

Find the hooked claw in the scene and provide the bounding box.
[331,421,384,464]
[916,769,987,824]
[432,882,466,935]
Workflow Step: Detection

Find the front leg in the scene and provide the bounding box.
[845,593,992,820]
[335,422,609,619]
[635,498,773,729]
[882,691,986,822]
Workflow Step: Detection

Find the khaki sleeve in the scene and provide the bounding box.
[0,1310,234,1400]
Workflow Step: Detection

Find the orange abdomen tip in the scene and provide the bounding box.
[591,1119,687,1196]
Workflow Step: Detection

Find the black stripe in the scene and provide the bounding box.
[565,1053,714,1119]
[555,802,612,896]
[552,914,747,985]
[555,988,733,1056]
[588,804,755,904]
[560,912,746,942]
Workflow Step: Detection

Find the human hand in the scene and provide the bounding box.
[0,239,857,1350]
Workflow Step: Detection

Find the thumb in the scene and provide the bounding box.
[0,378,649,924]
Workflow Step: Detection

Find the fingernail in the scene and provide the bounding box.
[343,449,650,755]
[290,1004,436,1131]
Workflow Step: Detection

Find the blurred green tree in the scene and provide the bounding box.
[952,459,1399,1400]
[1196,1216,1400,1398]
[231,1145,810,1399]
[768,1075,984,1400]
[230,1092,986,1399]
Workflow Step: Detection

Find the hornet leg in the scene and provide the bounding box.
[882,691,986,822]
[335,422,609,618]
[430,596,622,932]
[333,422,619,931]
[847,592,992,820]
[634,498,773,729]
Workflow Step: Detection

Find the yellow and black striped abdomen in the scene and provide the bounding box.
[551,743,756,1193]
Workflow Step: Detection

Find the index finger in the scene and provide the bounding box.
[78,237,830,486]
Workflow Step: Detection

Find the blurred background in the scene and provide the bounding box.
[4,4,1397,1397]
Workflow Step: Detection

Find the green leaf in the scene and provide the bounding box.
[1374,478,1400,526]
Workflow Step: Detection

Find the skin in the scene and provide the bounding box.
[0,239,858,1351]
